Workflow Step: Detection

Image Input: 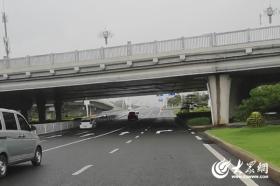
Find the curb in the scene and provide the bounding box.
[189,125,213,132]
[204,131,280,185]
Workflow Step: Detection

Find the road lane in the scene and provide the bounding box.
[72,124,244,186]
[0,110,277,186]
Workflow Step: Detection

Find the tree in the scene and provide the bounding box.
[181,92,210,112]
[235,83,280,121]
[167,95,181,107]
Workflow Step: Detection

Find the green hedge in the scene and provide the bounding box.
[187,117,211,126]
[176,111,211,120]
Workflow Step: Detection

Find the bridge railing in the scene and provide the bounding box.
[1,25,280,70]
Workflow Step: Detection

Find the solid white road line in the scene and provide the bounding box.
[72,165,93,176]
[191,132,195,135]
[43,128,124,152]
[135,135,140,139]
[80,133,95,138]
[75,131,89,136]
[156,130,173,134]
[126,140,132,144]
[119,131,130,136]
[195,136,202,140]
[109,148,119,154]
[203,144,258,186]
[45,134,62,139]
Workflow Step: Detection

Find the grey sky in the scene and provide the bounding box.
[1,0,280,58]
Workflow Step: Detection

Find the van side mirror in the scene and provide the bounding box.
[30,125,36,131]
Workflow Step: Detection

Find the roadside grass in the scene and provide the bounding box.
[208,125,280,168]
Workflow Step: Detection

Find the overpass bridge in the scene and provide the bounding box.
[1,25,280,125]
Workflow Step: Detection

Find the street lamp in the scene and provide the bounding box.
[100,29,113,46]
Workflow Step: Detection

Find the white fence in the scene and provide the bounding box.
[1,25,280,70]
[34,121,80,135]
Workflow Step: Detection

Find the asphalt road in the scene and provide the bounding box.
[0,108,278,186]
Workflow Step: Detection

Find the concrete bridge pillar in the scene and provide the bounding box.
[54,99,63,121]
[19,100,33,121]
[36,94,46,123]
[207,74,231,125]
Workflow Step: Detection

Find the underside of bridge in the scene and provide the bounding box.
[1,67,280,124]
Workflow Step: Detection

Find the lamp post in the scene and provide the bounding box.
[100,29,113,46]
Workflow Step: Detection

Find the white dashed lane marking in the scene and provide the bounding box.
[80,133,95,138]
[119,131,130,136]
[45,134,62,139]
[109,148,119,154]
[72,165,93,176]
[75,131,89,136]
[195,136,202,140]
[191,132,195,135]
[135,136,140,139]
[43,128,123,152]
[156,130,173,134]
[126,140,132,144]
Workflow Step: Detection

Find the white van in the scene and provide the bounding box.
[0,108,42,178]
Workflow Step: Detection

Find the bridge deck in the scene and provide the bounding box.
[1,25,280,71]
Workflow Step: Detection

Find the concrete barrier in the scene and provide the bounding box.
[33,121,80,135]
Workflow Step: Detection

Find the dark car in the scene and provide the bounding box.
[128,112,138,121]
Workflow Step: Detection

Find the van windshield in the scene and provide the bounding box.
[81,119,90,122]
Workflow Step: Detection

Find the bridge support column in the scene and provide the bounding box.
[19,100,33,121]
[54,99,63,121]
[36,95,46,123]
[207,74,231,125]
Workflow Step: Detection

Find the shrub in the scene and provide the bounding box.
[187,117,211,126]
[235,83,280,121]
[246,112,265,127]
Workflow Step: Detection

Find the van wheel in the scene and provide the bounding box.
[0,155,7,178]
[31,147,42,166]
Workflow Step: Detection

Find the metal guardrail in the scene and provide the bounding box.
[1,25,280,70]
[34,121,80,135]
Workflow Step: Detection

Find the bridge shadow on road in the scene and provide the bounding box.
[96,117,184,131]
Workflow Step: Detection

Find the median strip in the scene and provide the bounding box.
[72,165,93,176]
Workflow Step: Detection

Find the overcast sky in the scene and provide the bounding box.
[1,0,280,106]
[1,0,280,58]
